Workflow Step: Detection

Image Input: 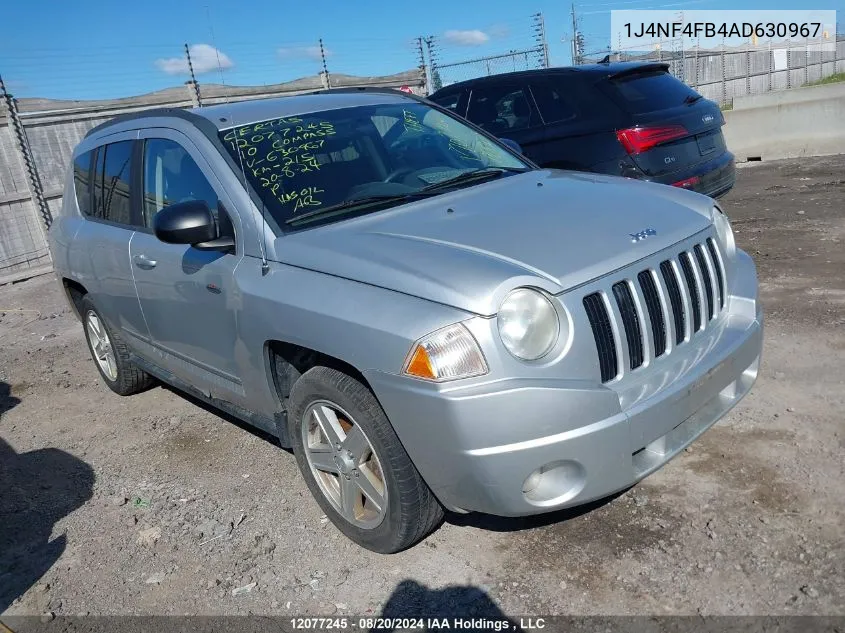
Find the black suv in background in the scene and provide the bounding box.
[429,62,735,198]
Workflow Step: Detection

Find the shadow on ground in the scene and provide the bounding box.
[0,381,95,613]
[445,488,629,533]
[376,579,522,632]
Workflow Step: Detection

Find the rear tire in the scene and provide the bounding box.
[288,366,443,553]
[80,296,154,396]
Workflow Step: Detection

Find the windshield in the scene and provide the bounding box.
[218,101,530,229]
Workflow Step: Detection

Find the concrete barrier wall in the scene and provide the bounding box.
[723,82,845,162]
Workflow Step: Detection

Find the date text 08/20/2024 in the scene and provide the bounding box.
[289,617,549,630]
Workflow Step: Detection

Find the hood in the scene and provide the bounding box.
[274,169,715,316]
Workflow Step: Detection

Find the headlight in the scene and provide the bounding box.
[403,323,488,382]
[497,288,560,360]
[714,205,736,258]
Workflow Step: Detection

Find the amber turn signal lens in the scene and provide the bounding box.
[405,345,436,380]
[402,323,488,382]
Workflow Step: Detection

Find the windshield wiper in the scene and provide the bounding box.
[684,94,704,105]
[420,167,526,193]
[284,192,435,226]
[285,167,529,226]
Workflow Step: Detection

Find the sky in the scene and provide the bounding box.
[1,0,841,101]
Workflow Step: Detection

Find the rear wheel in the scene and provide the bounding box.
[81,296,154,396]
[288,366,443,553]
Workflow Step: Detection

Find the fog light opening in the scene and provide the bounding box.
[521,460,587,507]
[522,468,545,495]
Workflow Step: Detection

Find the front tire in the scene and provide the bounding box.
[80,296,154,396]
[288,366,443,553]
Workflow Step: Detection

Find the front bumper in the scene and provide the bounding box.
[365,250,762,517]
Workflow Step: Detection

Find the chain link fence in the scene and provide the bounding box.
[586,35,845,107]
[432,48,546,88]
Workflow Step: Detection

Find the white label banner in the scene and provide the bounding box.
[610,10,837,52]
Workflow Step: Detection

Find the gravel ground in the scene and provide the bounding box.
[1,156,843,618]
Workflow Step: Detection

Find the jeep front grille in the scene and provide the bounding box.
[583,238,727,383]
[583,293,618,383]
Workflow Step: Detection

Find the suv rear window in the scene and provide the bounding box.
[606,70,700,114]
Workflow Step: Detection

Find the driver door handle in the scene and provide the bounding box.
[133,254,157,270]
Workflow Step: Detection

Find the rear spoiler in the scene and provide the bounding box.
[608,63,670,80]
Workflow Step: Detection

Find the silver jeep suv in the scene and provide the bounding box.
[49,89,762,553]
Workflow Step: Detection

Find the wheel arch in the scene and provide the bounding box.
[264,339,380,446]
[62,277,88,320]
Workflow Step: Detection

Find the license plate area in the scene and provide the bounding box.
[697,132,718,155]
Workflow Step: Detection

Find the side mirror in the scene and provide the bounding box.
[499,138,523,155]
[153,200,233,251]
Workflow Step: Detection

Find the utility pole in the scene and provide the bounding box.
[533,13,550,68]
[424,36,440,92]
[570,3,579,65]
[673,11,685,82]
[416,37,429,94]
[319,38,331,89]
[184,43,203,107]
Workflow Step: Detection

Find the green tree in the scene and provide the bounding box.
[431,69,443,92]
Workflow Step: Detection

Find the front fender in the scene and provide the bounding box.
[235,258,474,418]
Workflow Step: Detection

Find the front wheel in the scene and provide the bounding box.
[288,366,443,553]
[80,296,154,396]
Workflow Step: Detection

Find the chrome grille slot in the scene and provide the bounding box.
[637,270,666,358]
[706,238,726,309]
[583,236,728,383]
[660,260,686,345]
[583,293,619,383]
[679,252,702,333]
[612,281,644,370]
[694,244,715,320]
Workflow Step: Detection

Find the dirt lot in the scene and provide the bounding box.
[1,156,843,619]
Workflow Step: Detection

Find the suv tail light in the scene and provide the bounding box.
[616,124,689,154]
[671,176,700,189]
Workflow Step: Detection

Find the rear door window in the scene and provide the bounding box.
[90,147,106,219]
[466,85,540,135]
[100,141,134,225]
[90,141,134,225]
[429,90,462,113]
[606,70,700,114]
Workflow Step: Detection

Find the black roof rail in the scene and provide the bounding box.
[308,86,432,105]
[84,106,206,139]
[308,86,429,100]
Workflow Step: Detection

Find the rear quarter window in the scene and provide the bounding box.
[605,70,700,114]
[72,151,93,215]
[530,83,580,124]
[530,78,619,125]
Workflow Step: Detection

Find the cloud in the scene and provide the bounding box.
[277,45,333,61]
[155,44,233,76]
[488,24,511,39]
[443,29,490,46]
